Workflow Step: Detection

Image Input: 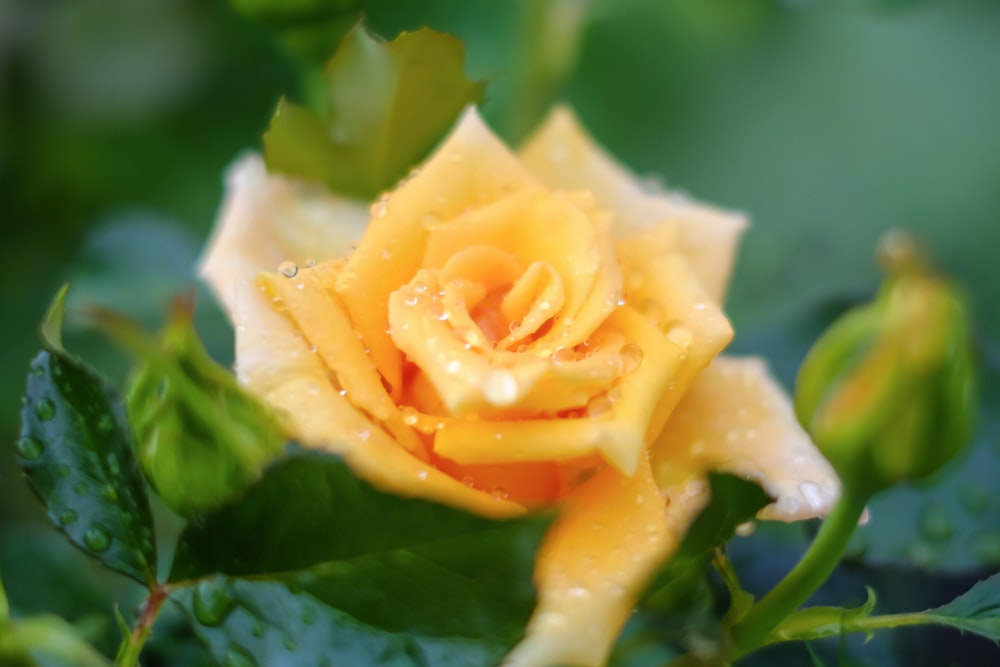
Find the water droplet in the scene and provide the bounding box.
[83,526,111,552]
[278,261,298,278]
[491,487,509,501]
[58,509,78,526]
[356,428,371,442]
[445,359,462,374]
[100,486,118,502]
[34,398,56,422]
[483,370,519,406]
[551,347,575,364]
[619,344,644,373]
[417,470,429,481]
[381,248,392,260]
[664,321,693,348]
[905,540,937,567]
[283,636,298,651]
[370,194,390,217]
[56,464,71,478]
[797,481,825,511]
[16,436,43,459]
[919,505,953,542]
[305,258,318,268]
[401,406,419,426]
[251,621,266,638]
[193,578,236,627]
[223,644,256,667]
[403,294,419,307]
[73,481,87,495]
[567,585,590,600]
[586,396,613,417]
[301,606,318,625]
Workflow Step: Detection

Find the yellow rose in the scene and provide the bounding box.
[200,107,839,667]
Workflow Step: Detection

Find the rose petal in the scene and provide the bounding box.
[650,356,841,521]
[199,153,369,316]
[258,262,428,461]
[519,107,747,303]
[336,108,546,395]
[231,279,525,519]
[503,458,701,667]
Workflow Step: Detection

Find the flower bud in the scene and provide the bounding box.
[125,301,285,517]
[795,231,976,494]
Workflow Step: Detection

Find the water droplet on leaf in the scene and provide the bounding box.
[34,398,56,421]
[193,578,236,627]
[16,436,43,459]
[83,526,111,552]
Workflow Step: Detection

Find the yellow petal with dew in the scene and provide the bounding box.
[650,356,840,521]
[519,107,747,303]
[337,108,546,395]
[231,279,524,519]
[503,458,699,667]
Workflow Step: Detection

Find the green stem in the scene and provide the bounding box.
[730,487,870,657]
[116,585,168,667]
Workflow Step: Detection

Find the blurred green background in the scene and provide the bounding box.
[2,0,1000,665]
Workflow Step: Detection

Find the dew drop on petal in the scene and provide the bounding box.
[798,480,825,511]
[620,344,644,373]
[665,321,693,348]
[401,406,419,426]
[278,261,298,278]
[483,370,519,406]
[586,396,613,417]
[445,359,462,375]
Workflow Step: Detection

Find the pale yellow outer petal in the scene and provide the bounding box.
[503,458,704,667]
[199,153,369,317]
[518,107,747,303]
[650,356,841,521]
[230,279,525,519]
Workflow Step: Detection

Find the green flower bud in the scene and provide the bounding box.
[795,231,976,495]
[124,301,285,518]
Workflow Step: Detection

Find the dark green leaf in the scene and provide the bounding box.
[915,572,1000,640]
[643,474,771,611]
[264,25,485,200]
[170,451,549,666]
[16,292,156,585]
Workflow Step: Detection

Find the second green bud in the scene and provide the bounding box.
[795,232,976,495]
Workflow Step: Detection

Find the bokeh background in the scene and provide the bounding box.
[2,0,999,665]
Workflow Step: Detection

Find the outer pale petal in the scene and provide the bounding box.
[337,108,546,395]
[231,280,524,519]
[650,356,840,521]
[199,153,369,316]
[503,458,702,667]
[518,107,747,303]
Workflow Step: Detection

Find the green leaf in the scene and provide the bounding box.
[16,291,157,585]
[170,451,549,666]
[9,614,114,667]
[912,572,1000,640]
[765,588,878,646]
[264,25,486,200]
[643,474,770,613]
